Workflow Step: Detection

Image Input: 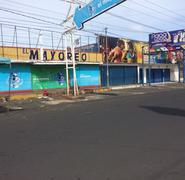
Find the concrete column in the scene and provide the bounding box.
[170,65,179,82]
[143,67,147,84]
[137,66,140,84]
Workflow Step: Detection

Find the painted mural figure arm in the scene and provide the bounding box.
[108,39,125,63]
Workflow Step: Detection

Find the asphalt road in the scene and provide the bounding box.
[0,87,185,180]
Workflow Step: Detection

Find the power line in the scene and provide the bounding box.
[0,0,165,41]
[120,4,183,27]
[0,16,64,26]
[0,6,150,35]
[60,0,85,5]
[0,15,152,34]
[0,20,64,31]
[1,0,66,16]
[130,0,185,22]
[0,6,107,36]
[0,6,65,21]
[144,0,185,20]
[85,20,153,34]
[0,23,63,34]
[62,0,164,32]
[106,12,165,32]
[59,0,152,34]
[0,7,64,27]
[107,31,147,42]
[3,0,148,37]
[0,23,98,38]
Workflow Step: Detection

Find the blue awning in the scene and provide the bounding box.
[0,57,11,64]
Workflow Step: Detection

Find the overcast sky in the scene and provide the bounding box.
[0,0,185,47]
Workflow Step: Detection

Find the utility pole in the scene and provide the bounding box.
[63,30,79,96]
[64,34,70,96]
[39,31,43,61]
[62,0,79,96]
[105,27,109,88]
[71,32,79,96]
[183,49,185,84]
[142,46,145,86]
[148,47,151,86]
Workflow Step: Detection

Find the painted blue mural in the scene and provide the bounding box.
[70,65,101,87]
[57,71,66,86]
[0,64,32,92]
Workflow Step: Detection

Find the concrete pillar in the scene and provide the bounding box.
[143,67,147,84]
[170,65,179,82]
[137,66,140,84]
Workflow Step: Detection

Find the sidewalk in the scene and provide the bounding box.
[0,82,185,113]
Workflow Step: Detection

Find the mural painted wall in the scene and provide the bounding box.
[98,36,148,64]
[150,47,183,64]
[70,65,101,88]
[149,29,185,64]
[108,39,148,64]
[0,46,103,63]
[31,65,67,90]
[0,64,32,92]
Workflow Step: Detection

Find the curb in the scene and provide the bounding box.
[93,88,111,93]
[9,93,43,101]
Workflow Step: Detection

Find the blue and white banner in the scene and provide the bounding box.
[73,0,126,29]
[70,65,100,87]
[149,29,185,47]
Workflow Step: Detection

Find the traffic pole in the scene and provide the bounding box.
[105,27,109,88]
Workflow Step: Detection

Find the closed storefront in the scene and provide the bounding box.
[101,65,138,87]
[109,66,124,86]
[31,65,66,90]
[146,69,171,83]
[164,69,171,82]
[0,64,32,93]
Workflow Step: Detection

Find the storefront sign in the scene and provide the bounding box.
[0,46,103,63]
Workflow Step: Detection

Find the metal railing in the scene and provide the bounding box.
[0,23,103,63]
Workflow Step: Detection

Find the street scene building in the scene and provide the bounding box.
[0,24,182,95]
[0,0,185,180]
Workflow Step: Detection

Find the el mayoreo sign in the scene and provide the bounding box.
[73,0,127,30]
[0,47,103,63]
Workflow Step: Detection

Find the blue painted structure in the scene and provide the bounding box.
[73,0,126,29]
[70,65,101,88]
[101,65,138,87]
[146,69,170,83]
[139,68,143,84]
[0,64,32,92]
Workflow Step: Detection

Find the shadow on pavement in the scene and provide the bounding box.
[0,106,8,113]
[141,106,185,118]
[0,105,23,113]
[92,92,118,96]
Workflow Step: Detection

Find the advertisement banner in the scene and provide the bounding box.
[149,29,185,47]
[149,49,183,64]
[0,64,32,92]
[0,46,103,63]
[31,66,67,90]
[108,39,147,64]
[99,36,148,64]
[70,65,101,87]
